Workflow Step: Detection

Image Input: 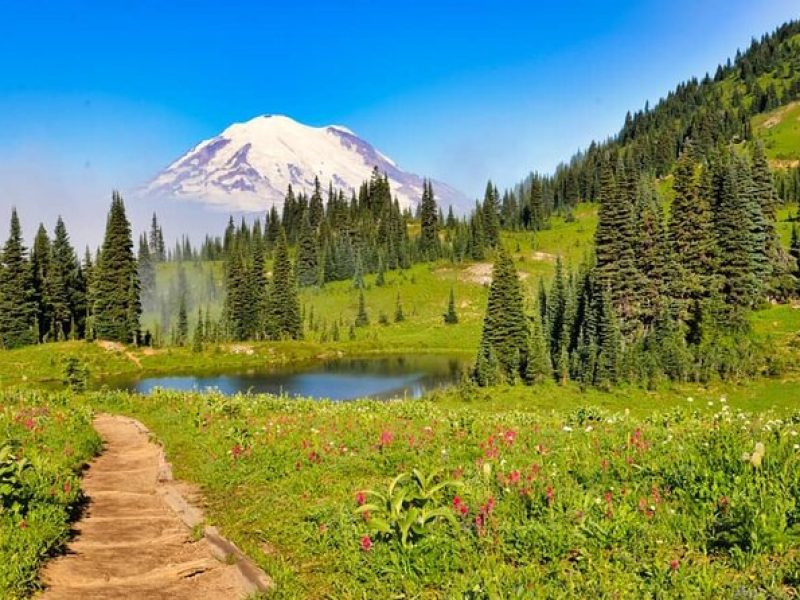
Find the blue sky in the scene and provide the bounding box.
[0,0,797,245]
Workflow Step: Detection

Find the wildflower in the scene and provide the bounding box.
[360,535,372,552]
[230,444,244,458]
[562,426,573,432]
[687,397,694,403]
[503,429,517,445]
[355,491,366,506]
[508,470,521,485]
[318,523,328,534]
[794,444,800,451]
[361,510,371,522]
[745,441,765,467]
[545,486,555,505]
[379,430,394,447]
[63,481,72,494]
[24,417,36,431]
[670,559,680,571]
[18,520,27,529]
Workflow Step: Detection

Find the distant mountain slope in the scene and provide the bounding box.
[513,20,800,210]
[145,115,470,212]
[753,100,800,166]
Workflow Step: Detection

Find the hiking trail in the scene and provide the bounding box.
[40,414,270,599]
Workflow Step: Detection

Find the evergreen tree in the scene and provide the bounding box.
[593,158,639,319]
[0,209,36,348]
[474,247,529,384]
[481,181,501,248]
[138,233,156,309]
[443,287,459,324]
[31,223,53,341]
[93,192,140,344]
[265,229,302,339]
[295,211,319,287]
[375,257,386,287]
[524,310,552,383]
[418,180,440,260]
[51,217,83,340]
[355,289,369,327]
[713,157,757,316]
[176,295,188,346]
[668,144,717,304]
[394,292,405,323]
[593,291,622,388]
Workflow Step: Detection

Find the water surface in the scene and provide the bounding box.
[114,355,468,401]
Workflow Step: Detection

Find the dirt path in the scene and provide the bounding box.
[39,415,261,599]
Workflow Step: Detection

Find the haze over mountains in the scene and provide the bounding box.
[145,115,470,213]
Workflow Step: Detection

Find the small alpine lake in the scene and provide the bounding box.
[109,354,470,400]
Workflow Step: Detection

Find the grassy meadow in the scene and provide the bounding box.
[2,201,800,598]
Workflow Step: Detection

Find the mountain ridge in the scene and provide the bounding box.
[145,114,470,213]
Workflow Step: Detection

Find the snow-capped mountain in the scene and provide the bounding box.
[145,115,469,212]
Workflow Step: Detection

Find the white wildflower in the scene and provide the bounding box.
[563,426,573,432]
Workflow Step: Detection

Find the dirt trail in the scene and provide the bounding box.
[39,415,256,599]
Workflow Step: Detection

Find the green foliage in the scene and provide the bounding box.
[61,357,88,392]
[92,192,140,344]
[443,287,458,325]
[0,208,37,349]
[0,392,100,597]
[355,469,462,549]
[89,388,800,598]
[474,247,529,384]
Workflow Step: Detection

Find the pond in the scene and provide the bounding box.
[112,354,470,401]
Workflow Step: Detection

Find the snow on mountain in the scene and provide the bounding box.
[145,115,469,212]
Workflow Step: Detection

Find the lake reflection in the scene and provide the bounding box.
[115,355,468,401]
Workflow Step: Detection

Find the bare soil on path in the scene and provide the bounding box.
[39,414,257,599]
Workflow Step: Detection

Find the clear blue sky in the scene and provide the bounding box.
[0,0,797,245]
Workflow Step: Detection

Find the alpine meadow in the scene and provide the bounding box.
[3,5,800,599]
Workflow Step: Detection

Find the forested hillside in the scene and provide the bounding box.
[507,20,800,215]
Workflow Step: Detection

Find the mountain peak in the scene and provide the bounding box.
[145,115,467,212]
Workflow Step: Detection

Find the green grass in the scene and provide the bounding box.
[753,101,800,164]
[0,391,100,598]
[89,388,800,598]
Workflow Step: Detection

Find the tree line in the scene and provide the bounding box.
[0,192,140,348]
[473,140,795,389]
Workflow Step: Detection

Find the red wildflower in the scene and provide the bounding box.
[651,485,662,505]
[360,535,372,552]
[379,430,394,447]
[503,429,517,445]
[508,470,521,485]
[355,491,366,506]
[63,481,72,494]
[318,523,328,534]
[604,491,613,506]
[24,418,36,431]
[670,559,680,571]
[545,486,555,505]
[231,444,244,458]
[452,496,462,508]
[459,504,469,516]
